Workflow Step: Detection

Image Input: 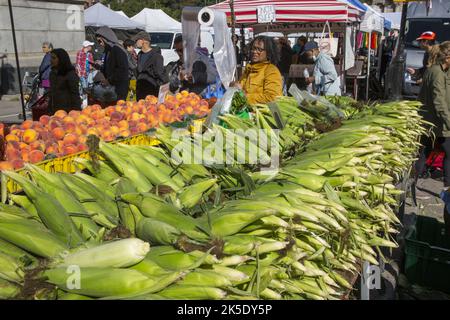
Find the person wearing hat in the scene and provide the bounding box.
[75,40,95,90]
[406,31,437,84]
[95,26,130,101]
[133,31,167,100]
[304,41,341,96]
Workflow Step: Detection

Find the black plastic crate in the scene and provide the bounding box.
[404,216,450,293]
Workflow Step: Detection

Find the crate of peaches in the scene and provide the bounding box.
[0,91,211,171]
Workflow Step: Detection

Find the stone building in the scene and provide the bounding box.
[364,0,403,12]
[0,0,85,94]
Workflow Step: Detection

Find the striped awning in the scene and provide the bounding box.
[209,0,364,24]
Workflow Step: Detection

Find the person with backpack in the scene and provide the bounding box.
[38,42,53,93]
[133,31,167,100]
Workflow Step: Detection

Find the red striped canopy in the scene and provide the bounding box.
[209,0,363,24]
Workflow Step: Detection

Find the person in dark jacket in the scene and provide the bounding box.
[133,31,167,100]
[48,48,81,114]
[415,42,450,184]
[39,42,53,93]
[95,26,129,101]
[277,37,294,94]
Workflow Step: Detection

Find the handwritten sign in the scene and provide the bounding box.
[257,5,276,24]
[158,83,170,104]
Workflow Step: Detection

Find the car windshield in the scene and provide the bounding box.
[149,33,174,50]
[405,18,450,47]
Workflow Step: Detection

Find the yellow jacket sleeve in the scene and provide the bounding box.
[246,65,283,105]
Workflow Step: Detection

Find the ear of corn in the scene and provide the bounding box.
[177,178,218,209]
[0,252,25,283]
[158,285,227,300]
[0,220,68,258]
[136,217,181,245]
[3,171,83,248]
[0,278,21,299]
[0,238,38,268]
[56,238,150,268]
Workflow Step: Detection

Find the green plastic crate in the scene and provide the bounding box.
[404,216,450,293]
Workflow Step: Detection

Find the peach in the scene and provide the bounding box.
[63,144,78,156]
[68,110,81,118]
[18,142,29,151]
[38,130,51,141]
[63,133,78,146]
[117,100,126,106]
[130,126,139,136]
[91,104,102,112]
[118,120,129,129]
[21,120,34,130]
[29,141,45,152]
[62,116,75,124]
[75,114,89,125]
[11,159,24,170]
[0,123,4,137]
[10,129,23,138]
[0,161,14,171]
[54,110,68,119]
[130,112,142,122]
[101,132,115,142]
[105,106,116,116]
[22,129,38,144]
[6,147,21,161]
[51,127,65,140]
[21,149,30,162]
[119,129,130,138]
[86,128,99,136]
[110,111,124,122]
[39,115,51,126]
[29,150,45,163]
[79,136,87,145]
[128,120,138,128]
[5,134,20,143]
[77,143,88,152]
[45,143,59,155]
[63,122,76,133]
[48,118,63,130]
[137,123,148,133]
[110,126,120,136]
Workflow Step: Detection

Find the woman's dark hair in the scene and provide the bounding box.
[249,36,279,65]
[174,35,183,45]
[123,39,135,48]
[52,48,75,76]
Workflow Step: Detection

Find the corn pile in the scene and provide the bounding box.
[0,98,426,300]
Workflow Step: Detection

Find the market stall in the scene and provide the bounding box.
[209,0,365,96]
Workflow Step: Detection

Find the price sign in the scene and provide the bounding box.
[257,5,276,24]
[158,83,170,104]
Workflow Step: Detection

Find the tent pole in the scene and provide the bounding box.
[8,0,27,121]
[342,25,347,95]
[366,31,371,101]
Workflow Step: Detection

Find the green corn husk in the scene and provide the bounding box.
[44,267,184,298]
[57,291,94,300]
[136,217,181,246]
[0,252,25,283]
[56,238,150,268]
[177,178,217,209]
[177,269,232,287]
[0,220,68,258]
[158,285,227,300]
[2,171,83,248]
[0,278,21,299]
[9,195,40,220]
[0,238,38,268]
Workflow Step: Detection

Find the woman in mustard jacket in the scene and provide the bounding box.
[233,36,283,105]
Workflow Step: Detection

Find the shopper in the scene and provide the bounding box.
[95,26,129,101]
[232,36,283,105]
[304,41,341,96]
[124,39,138,100]
[48,48,81,114]
[75,40,95,90]
[406,31,437,84]
[277,37,294,94]
[380,29,398,82]
[293,37,306,55]
[133,31,167,100]
[38,42,53,93]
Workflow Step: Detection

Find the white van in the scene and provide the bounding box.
[149,30,214,66]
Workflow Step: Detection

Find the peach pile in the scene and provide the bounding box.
[0,92,211,171]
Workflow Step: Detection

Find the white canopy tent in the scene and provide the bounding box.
[115,11,128,18]
[131,9,182,32]
[360,4,385,33]
[382,12,402,30]
[84,3,144,29]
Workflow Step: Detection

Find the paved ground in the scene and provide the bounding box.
[0,95,31,123]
